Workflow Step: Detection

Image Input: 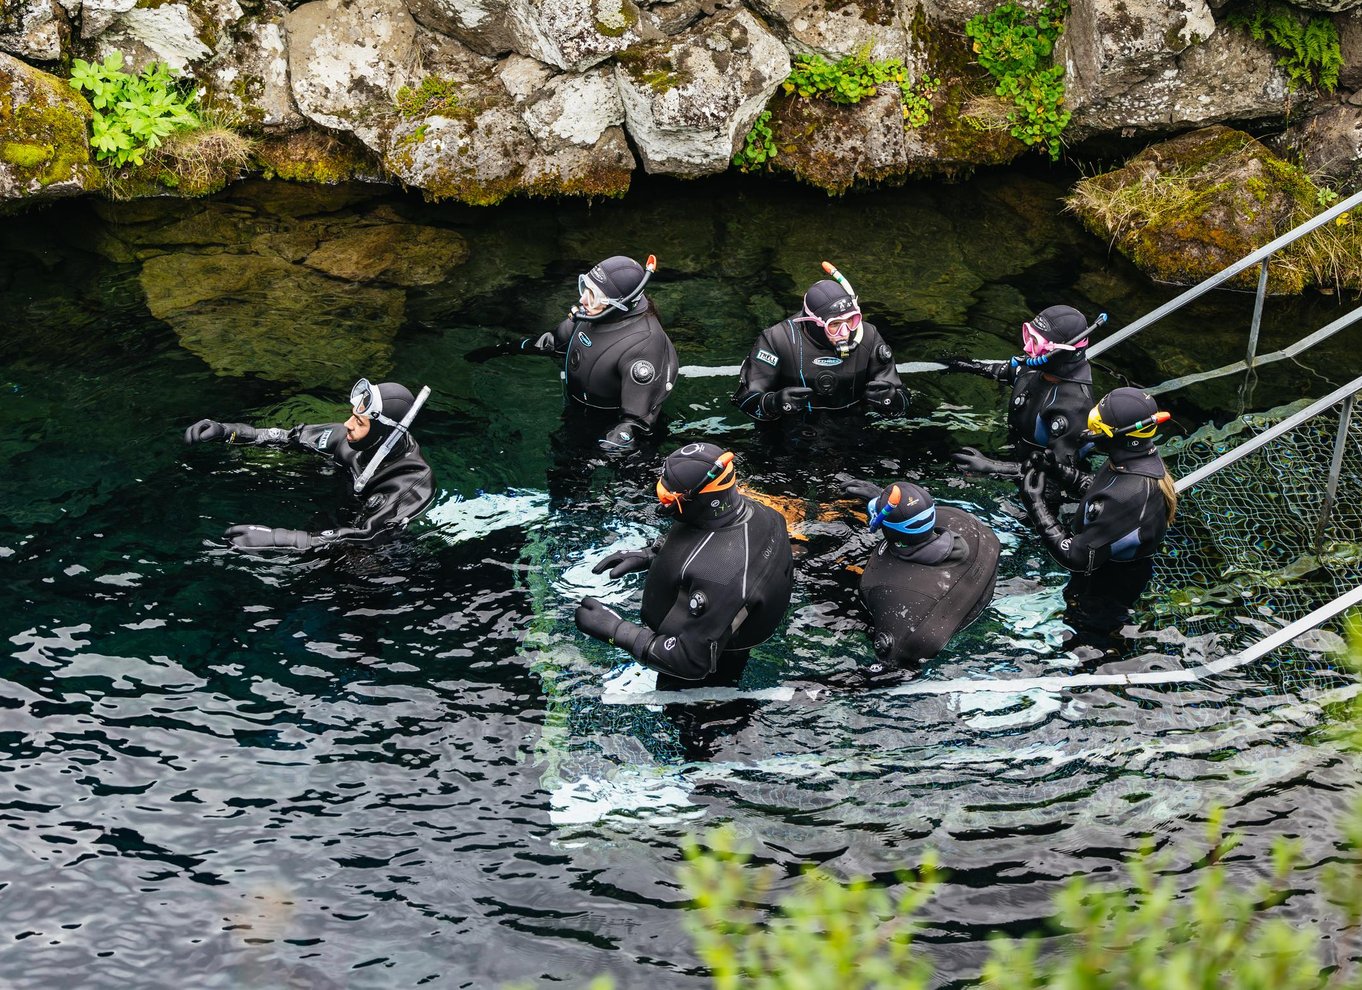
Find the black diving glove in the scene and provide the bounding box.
[863,381,907,415]
[592,546,656,579]
[759,386,814,417]
[466,332,555,363]
[599,421,642,455]
[224,525,315,551]
[1021,469,1068,546]
[839,477,883,502]
[943,356,1010,381]
[575,597,651,658]
[185,420,258,444]
[1039,449,1092,494]
[951,446,1022,479]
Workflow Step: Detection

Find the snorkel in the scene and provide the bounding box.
[572,255,657,323]
[1013,312,1107,369]
[867,484,901,533]
[1080,408,1170,445]
[817,260,864,358]
[352,384,431,493]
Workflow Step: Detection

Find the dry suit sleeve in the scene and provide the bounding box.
[244,423,350,467]
[863,327,910,413]
[628,584,744,682]
[1037,492,1126,574]
[617,322,675,432]
[731,329,784,421]
[309,468,435,549]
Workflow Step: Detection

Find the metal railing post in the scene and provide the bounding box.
[1245,258,1270,371]
[1314,392,1357,557]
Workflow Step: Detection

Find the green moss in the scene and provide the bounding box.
[1,142,53,168]
[594,0,638,38]
[0,70,100,193]
[254,129,381,184]
[617,44,691,93]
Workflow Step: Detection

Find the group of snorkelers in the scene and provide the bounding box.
[185,254,1178,685]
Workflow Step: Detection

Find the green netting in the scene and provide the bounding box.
[1142,396,1362,659]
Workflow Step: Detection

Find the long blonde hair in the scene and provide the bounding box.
[1159,469,1178,526]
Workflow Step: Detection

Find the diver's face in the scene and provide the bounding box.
[345,413,371,444]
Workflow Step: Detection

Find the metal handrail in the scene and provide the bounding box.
[1088,187,1362,361]
[1148,303,1362,396]
[1174,374,1362,493]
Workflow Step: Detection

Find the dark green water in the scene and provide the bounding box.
[1,172,1359,988]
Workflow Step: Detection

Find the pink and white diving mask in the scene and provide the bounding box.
[1021,320,1088,360]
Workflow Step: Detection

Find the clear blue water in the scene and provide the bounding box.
[2,172,1359,987]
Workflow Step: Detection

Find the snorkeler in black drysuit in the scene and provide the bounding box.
[574,442,794,688]
[1020,386,1177,655]
[466,254,677,455]
[839,478,1000,681]
[732,263,910,423]
[944,304,1103,488]
[183,379,436,552]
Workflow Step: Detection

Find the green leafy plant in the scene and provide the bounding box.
[732,110,777,172]
[965,0,1071,160]
[68,52,200,168]
[782,49,905,106]
[902,76,940,128]
[1226,0,1343,93]
[679,827,939,990]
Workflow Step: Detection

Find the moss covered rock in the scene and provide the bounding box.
[141,249,404,386]
[302,221,469,285]
[0,53,101,209]
[1067,126,1320,293]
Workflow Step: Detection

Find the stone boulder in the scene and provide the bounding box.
[141,250,404,386]
[614,7,789,176]
[1278,99,1362,188]
[302,222,470,284]
[284,0,418,145]
[511,0,645,72]
[200,2,306,131]
[1066,126,1318,293]
[0,0,65,62]
[1060,5,1291,141]
[90,0,244,72]
[0,53,101,208]
[749,0,912,62]
[403,0,519,56]
[383,64,635,205]
[1339,8,1362,91]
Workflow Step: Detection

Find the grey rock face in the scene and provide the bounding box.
[0,0,64,62]
[1061,5,1291,141]
[614,7,789,176]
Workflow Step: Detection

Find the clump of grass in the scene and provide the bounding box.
[103,117,255,200]
[1064,167,1198,248]
[395,76,462,119]
[1282,201,1362,295]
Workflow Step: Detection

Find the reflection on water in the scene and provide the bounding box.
[1,173,1359,988]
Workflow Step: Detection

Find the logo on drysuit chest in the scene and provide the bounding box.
[812,356,843,367]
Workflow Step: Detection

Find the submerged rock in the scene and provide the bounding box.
[141,250,404,386]
[0,53,101,209]
[302,221,470,285]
